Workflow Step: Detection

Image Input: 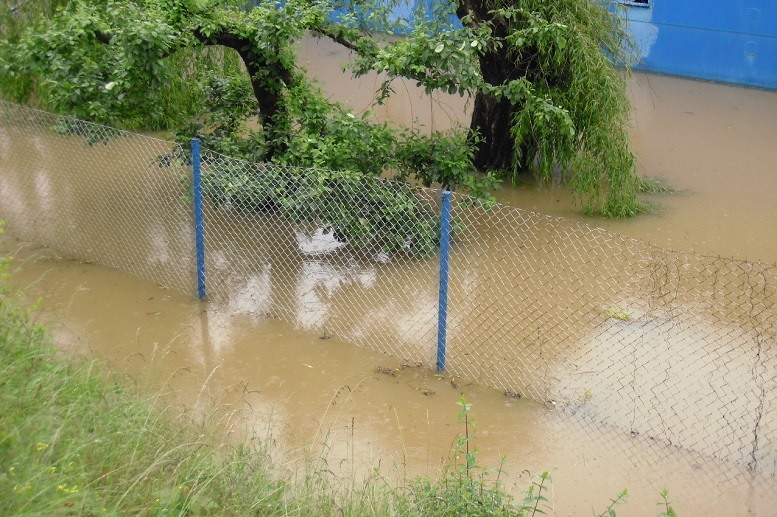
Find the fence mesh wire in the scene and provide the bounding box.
[450,197,777,475]
[1,101,775,487]
[0,102,194,294]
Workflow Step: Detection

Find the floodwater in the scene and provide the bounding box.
[2,37,777,515]
[4,238,774,515]
[502,72,777,265]
[299,36,777,265]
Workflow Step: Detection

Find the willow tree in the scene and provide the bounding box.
[346,0,644,216]
[459,0,641,216]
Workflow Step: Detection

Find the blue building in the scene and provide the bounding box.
[621,0,777,90]
[365,0,777,91]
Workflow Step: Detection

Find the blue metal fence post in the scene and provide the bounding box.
[191,138,206,300]
[437,190,452,371]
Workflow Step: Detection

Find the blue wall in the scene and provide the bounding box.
[329,0,777,90]
[623,0,777,90]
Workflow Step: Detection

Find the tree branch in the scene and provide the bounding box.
[94,30,112,45]
[309,24,379,60]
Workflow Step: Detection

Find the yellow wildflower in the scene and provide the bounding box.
[57,484,79,494]
[13,483,32,493]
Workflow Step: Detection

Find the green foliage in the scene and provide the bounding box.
[346,0,645,217]
[592,488,677,517]
[349,14,487,98]
[281,85,398,177]
[595,489,628,517]
[195,158,442,256]
[396,127,499,198]
[0,0,69,101]
[282,171,441,256]
[176,71,268,161]
[1,0,245,129]
[657,488,678,517]
[7,2,172,123]
[1,0,649,264]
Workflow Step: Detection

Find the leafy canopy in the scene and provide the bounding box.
[1,0,645,221]
[344,0,643,216]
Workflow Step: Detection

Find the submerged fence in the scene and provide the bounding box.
[1,101,776,483]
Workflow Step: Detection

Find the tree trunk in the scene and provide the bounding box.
[469,92,516,171]
[242,58,291,161]
[195,30,293,161]
[456,0,527,173]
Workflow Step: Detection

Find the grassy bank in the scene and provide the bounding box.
[0,244,676,516]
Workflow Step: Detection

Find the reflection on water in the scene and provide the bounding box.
[0,120,196,295]
[296,227,347,256]
[294,258,376,330]
[227,266,272,315]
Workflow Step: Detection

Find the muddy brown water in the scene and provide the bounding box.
[4,239,773,515]
[299,36,777,265]
[2,38,777,514]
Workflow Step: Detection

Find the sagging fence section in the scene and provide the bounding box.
[1,101,775,479]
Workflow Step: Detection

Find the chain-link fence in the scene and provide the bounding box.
[451,199,776,476]
[0,101,194,294]
[1,101,775,486]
